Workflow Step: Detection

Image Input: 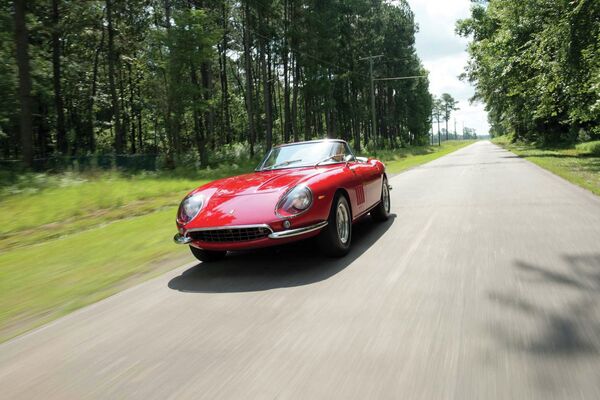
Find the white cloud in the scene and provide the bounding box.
[407,0,490,135]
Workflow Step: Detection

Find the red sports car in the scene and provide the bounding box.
[174,139,391,261]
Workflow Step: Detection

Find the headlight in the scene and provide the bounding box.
[276,185,313,217]
[177,194,205,224]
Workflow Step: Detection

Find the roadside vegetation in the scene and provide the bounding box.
[461,1,599,196]
[0,140,473,342]
[493,136,600,196]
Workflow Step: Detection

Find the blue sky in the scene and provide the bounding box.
[408,0,490,135]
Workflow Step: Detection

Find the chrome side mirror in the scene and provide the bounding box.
[344,154,355,167]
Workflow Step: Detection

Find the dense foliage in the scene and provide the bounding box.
[2,0,436,168]
[458,0,600,143]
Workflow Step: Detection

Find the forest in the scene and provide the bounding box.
[1,0,449,169]
[458,0,600,144]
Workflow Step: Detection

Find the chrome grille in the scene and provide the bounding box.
[188,227,271,243]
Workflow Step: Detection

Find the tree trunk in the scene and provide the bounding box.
[136,69,143,152]
[86,24,104,153]
[106,0,124,153]
[127,62,136,154]
[220,1,232,144]
[14,0,33,167]
[243,1,256,157]
[190,63,207,166]
[282,0,291,143]
[260,31,272,151]
[201,60,214,151]
[304,91,311,141]
[291,53,299,142]
[51,0,67,154]
[118,63,129,153]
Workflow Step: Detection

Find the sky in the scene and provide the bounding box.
[407,0,490,135]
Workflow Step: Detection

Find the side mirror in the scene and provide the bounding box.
[344,154,355,167]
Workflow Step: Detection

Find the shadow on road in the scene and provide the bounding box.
[488,253,600,357]
[168,215,395,293]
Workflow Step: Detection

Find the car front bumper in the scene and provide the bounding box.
[173,221,328,251]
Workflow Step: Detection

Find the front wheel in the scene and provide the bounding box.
[318,194,352,257]
[371,177,390,222]
[189,246,227,262]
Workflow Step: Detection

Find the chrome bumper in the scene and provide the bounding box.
[174,221,328,244]
[173,233,192,245]
[268,221,328,239]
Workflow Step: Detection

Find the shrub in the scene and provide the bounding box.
[575,141,600,156]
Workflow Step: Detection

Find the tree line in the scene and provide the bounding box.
[1,0,439,168]
[458,0,600,143]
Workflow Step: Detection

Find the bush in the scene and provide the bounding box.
[575,141,600,156]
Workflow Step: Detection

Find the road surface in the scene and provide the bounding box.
[1,141,600,399]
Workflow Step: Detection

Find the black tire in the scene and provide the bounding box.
[318,194,352,257]
[371,177,390,222]
[189,246,227,262]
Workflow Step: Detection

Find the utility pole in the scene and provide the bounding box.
[431,116,434,145]
[360,54,427,146]
[359,55,383,142]
[454,118,457,140]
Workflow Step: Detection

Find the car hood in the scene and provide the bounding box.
[200,167,322,198]
[182,167,326,228]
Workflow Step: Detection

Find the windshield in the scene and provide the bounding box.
[258,141,352,171]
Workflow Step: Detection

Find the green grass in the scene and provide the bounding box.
[0,209,187,342]
[0,162,259,251]
[493,136,600,196]
[0,141,475,342]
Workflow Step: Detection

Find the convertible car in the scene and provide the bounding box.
[174,139,391,261]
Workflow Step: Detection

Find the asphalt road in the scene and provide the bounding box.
[1,141,600,399]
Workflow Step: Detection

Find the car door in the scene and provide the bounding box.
[362,161,383,208]
[347,161,369,216]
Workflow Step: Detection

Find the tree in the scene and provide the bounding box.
[441,93,458,141]
[0,0,437,167]
[458,0,600,143]
[51,0,67,154]
[433,96,443,144]
[13,0,33,167]
[106,0,125,153]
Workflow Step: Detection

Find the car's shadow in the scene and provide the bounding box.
[168,214,396,293]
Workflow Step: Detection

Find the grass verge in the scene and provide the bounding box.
[0,141,475,342]
[493,136,600,196]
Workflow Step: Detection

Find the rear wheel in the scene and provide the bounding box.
[371,177,390,222]
[189,246,227,262]
[318,194,352,257]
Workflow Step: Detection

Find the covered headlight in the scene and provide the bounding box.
[177,194,205,224]
[276,185,313,217]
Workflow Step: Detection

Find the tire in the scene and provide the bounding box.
[371,177,390,222]
[318,194,352,257]
[189,246,227,262]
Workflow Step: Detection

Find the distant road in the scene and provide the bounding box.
[1,141,599,399]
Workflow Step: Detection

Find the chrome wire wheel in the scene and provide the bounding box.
[336,202,350,244]
[318,194,352,257]
[382,182,390,213]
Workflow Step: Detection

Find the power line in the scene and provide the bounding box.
[374,75,427,81]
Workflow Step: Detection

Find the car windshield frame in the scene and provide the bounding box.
[256,141,356,171]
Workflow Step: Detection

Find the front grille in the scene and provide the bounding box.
[188,227,271,243]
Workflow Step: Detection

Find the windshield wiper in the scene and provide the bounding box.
[261,159,304,171]
[314,155,343,167]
